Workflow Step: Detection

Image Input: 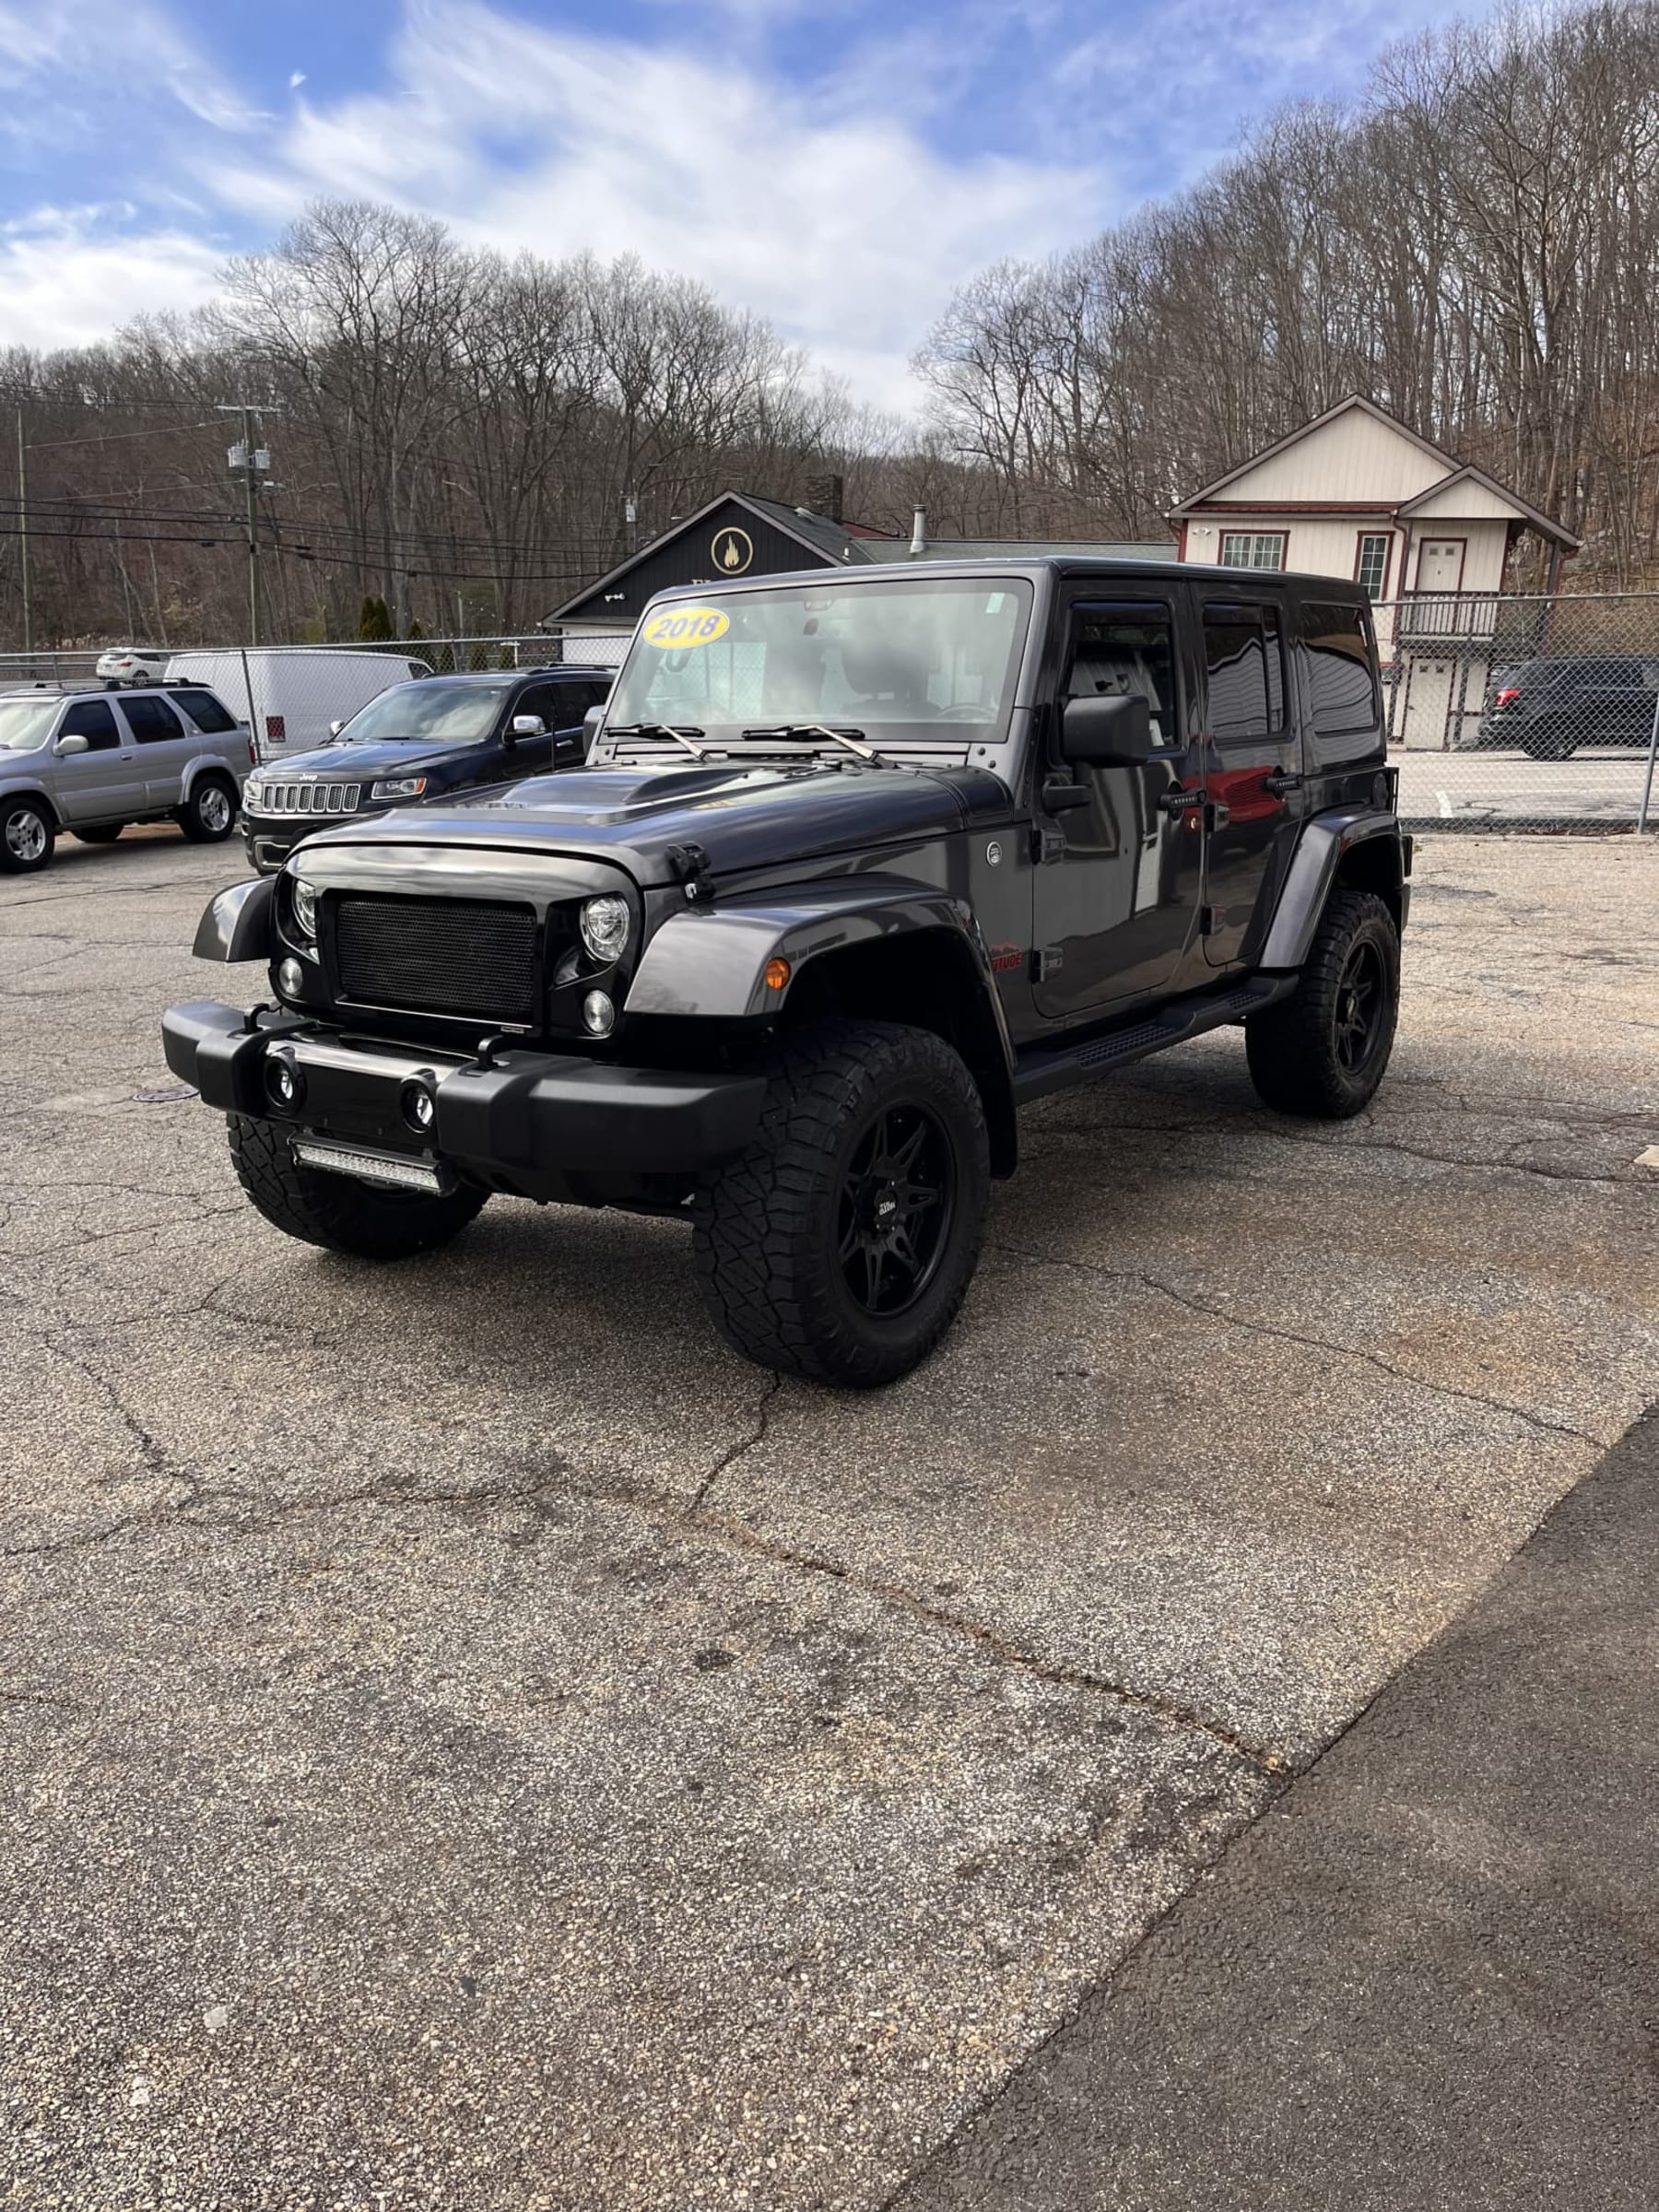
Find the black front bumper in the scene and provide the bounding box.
[161,998,765,1185]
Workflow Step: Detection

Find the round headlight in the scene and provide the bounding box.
[290,875,319,938]
[579,894,630,964]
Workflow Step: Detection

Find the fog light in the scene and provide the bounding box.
[400,1077,438,1134]
[277,956,305,998]
[582,989,615,1037]
[265,1049,303,1111]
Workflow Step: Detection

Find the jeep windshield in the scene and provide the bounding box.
[330,680,512,746]
[606,578,1031,749]
[0,700,60,751]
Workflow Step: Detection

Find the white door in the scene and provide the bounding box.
[1417,539,1464,592]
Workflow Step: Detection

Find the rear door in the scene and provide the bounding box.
[120,693,194,805]
[1030,588,1204,1018]
[51,696,146,822]
[1195,594,1299,969]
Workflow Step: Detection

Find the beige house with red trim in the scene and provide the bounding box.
[1168,394,1578,625]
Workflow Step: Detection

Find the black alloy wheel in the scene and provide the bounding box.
[1333,938,1387,1078]
[837,1100,956,1317]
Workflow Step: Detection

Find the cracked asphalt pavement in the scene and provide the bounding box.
[3,828,1656,2208]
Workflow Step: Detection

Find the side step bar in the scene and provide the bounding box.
[1011,974,1296,1106]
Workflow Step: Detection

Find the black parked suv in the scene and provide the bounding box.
[1479,653,1659,758]
[164,561,1410,1386]
[240,666,614,872]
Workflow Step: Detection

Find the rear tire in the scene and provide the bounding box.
[693,1020,990,1387]
[1246,888,1399,1119]
[1520,729,1575,760]
[0,797,54,874]
[178,774,238,841]
[72,824,124,844]
[227,1113,486,1260]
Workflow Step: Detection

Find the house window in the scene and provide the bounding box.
[1356,533,1390,598]
[1219,532,1286,571]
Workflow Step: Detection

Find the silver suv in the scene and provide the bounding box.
[0,684,253,875]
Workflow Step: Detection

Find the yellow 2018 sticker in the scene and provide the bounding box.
[641,605,730,649]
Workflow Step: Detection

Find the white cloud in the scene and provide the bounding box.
[0,208,224,348]
[289,71,307,90]
[200,0,1104,413]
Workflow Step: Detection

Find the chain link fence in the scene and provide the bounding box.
[6,604,1656,830]
[1375,592,1659,832]
[0,630,628,762]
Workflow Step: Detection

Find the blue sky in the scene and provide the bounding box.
[0,0,1498,411]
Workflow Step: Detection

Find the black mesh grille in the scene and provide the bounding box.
[334,894,538,1022]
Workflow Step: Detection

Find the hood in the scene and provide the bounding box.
[256,736,471,780]
[299,759,1010,887]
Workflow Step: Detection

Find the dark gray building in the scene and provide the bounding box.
[547,488,1175,643]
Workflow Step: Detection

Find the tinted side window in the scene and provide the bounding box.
[1065,605,1179,747]
[171,688,236,734]
[1203,604,1286,743]
[59,699,121,750]
[512,685,562,730]
[1299,602,1379,753]
[122,696,185,744]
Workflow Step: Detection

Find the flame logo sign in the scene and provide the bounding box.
[712,526,753,574]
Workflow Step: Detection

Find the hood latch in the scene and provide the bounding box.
[665,841,715,904]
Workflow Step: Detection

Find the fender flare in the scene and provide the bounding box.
[626,876,1011,1053]
[193,875,275,962]
[0,780,60,829]
[1258,808,1406,971]
[179,752,241,802]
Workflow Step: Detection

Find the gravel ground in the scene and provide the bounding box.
[2,827,1655,2209]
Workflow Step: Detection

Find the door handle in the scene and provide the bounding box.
[1158,785,1204,817]
[1263,771,1302,795]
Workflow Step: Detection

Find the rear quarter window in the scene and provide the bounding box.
[1299,601,1382,766]
[170,688,238,735]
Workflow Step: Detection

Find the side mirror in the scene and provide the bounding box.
[328,719,346,738]
[55,732,89,756]
[1060,691,1154,767]
[581,704,605,757]
[508,713,547,742]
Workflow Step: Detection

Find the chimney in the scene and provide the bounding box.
[910,507,926,556]
[805,471,844,523]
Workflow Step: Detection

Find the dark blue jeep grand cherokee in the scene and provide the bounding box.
[240,666,613,874]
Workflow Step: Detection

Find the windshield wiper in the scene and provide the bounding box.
[741,723,906,769]
[604,722,711,760]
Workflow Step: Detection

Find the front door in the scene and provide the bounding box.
[1031,594,1204,1019]
[51,696,147,822]
[1195,596,1300,968]
[1417,538,1464,594]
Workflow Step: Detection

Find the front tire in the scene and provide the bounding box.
[178,774,238,841]
[227,1114,486,1260]
[1246,888,1400,1118]
[0,797,54,874]
[693,1021,990,1387]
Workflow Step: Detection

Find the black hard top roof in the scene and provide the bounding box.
[643,555,1365,597]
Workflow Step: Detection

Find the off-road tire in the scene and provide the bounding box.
[178,773,238,842]
[1245,888,1399,1119]
[0,796,54,874]
[227,1112,486,1260]
[692,1020,990,1388]
[72,824,124,844]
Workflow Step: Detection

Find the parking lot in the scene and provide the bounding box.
[3,828,1656,2208]
[1395,742,1658,828]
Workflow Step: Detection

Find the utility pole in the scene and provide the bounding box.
[17,406,30,654]
[218,403,277,644]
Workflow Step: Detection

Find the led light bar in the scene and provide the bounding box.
[291,1139,451,1194]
